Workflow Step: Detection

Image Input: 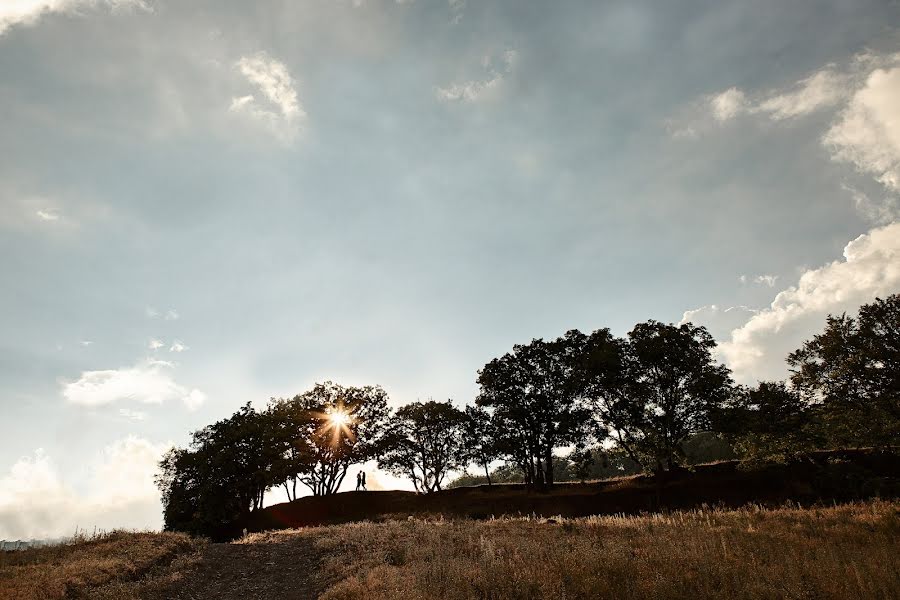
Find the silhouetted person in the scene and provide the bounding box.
[361,471,367,491]
[355,471,362,491]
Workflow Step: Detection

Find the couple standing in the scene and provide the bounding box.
[355,471,367,491]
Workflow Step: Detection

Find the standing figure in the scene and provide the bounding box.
[355,471,362,491]
[361,471,367,491]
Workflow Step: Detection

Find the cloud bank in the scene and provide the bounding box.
[0,436,168,539]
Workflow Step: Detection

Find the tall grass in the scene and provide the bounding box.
[0,530,205,599]
[292,500,899,599]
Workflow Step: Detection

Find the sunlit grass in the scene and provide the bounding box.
[288,500,899,599]
[0,530,205,600]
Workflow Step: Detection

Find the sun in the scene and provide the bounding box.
[328,409,351,428]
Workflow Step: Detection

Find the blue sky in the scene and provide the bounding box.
[1,0,899,538]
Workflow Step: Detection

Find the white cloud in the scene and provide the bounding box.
[80,340,93,347]
[62,359,205,410]
[0,437,168,539]
[148,338,164,350]
[0,0,152,36]
[35,209,59,221]
[678,304,758,344]
[717,221,900,383]
[164,308,179,320]
[842,184,899,225]
[710,87,746,121]
[168,340,187,352]
[824,66,900,193]
[738,274,778,287]
[435,49,517,103]
[230,52,305,141]
[755,68,847,120]
[118,408,147,421]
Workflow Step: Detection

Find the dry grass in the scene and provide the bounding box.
[265,500,900,600]
[0,530,206,599]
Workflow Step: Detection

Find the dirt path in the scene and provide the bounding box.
[145,537,324,600]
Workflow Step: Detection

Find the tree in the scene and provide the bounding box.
[378,400,468,493]
[156,403,281,538]
[462,405,500,485]
[268,382,390,497]
[584,321,733,473]
[476,331,591,488]
[788,294,900,449]
[716,381,817,463]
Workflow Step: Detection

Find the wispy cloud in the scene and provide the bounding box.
[740,274,779,287]
[435,49,517,103]
[168,340,188,353]
[0,0,152,36]
[230,52,305,142]
[35,209,60,222]
[676,51,900,222]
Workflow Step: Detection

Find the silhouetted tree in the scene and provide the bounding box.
[476,331,591,488]
[268,382,390,497]
[156,403,281,537]
[462,405,500,485]
[716,381,817,462]
[584,321,733,473]
[788,294,900,449]
[378,400,468,493]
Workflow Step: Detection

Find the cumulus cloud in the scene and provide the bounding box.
[716,221,900,383]
[230,52,305,141]
[168,340,187,352]
[148,338,164,350]
[62,359,205,410]
[0,437,168,539]
[435,49,517,103]
[824,66,900,193]
[0,0,152,35]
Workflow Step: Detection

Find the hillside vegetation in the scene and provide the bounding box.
[3,500,895,599]
[253,500,900,600]
[0,531,205,600]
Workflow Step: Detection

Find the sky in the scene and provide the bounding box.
[1,0,899,539]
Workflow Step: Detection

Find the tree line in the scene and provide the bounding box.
[156,293,899,536]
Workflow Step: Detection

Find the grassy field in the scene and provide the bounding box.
[0,530,205,599]
[2,501,898,599]
[301,500,900,599]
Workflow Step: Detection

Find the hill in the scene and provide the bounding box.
[247,449,899,535]
[3,500,898,599]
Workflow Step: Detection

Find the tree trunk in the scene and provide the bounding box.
[544,445,554,487]
[483,461,492,486]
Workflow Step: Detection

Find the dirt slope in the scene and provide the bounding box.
[144,536,324,600]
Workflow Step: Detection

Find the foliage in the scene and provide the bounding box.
[268,382,390,497]
[378,400,468,493]
[476,331,592,487]
[716,381,819,463]
[788,293,900,449]
[156,403,280,537]
[460,405,500,485]
[583,321,733,472]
